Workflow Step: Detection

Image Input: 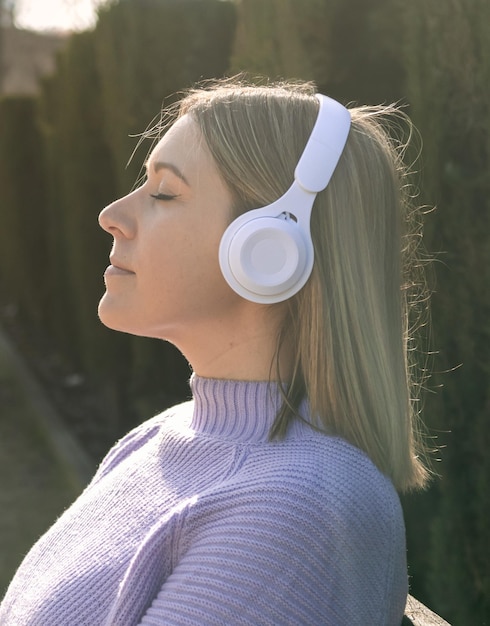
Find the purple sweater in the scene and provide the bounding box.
[0,376,408,625]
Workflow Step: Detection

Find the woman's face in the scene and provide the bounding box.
[98,114,243,345]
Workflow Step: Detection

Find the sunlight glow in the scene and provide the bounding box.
[15,0,110,32]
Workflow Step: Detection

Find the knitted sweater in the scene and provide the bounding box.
[0,376,408,625]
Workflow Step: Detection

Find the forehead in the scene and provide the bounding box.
[148,115,208,172]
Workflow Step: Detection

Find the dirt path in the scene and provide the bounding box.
[0,326,92,596]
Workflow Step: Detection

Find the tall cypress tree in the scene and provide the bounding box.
[402,1,490,622]
[230,0,324,80]
[230,0,406,104]
[0,97,49,321]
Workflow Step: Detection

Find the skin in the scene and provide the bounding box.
[98,114,291,380]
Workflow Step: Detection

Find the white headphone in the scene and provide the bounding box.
[219,94,351,304]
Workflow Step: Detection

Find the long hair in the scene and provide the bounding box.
[174,78,430,492]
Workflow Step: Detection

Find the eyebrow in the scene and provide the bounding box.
[146,160,190,187]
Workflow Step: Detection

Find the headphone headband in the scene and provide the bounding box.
[295,94,352,193]
[219,94,351,304]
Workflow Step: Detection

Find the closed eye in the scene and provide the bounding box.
[150,193,180,201]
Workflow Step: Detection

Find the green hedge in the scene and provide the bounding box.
[402,1,490,622]
[0,97,50,324]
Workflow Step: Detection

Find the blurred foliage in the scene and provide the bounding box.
[231,0,407,104]
[401,1,490,623]
[0,98,46,315]
[0,0,488,621]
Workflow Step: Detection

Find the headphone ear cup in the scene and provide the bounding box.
[219,212,313,304]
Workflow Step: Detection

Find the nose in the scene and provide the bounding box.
[98,190,137,239]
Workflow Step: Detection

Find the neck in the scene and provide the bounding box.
[173,303,293,382]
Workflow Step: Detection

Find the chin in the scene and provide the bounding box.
[97,295,157,339]
[98,294,130,333]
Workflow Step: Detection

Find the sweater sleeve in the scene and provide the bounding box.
[134,460,407,626]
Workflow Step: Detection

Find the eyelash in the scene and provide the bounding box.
[150,193,179,202]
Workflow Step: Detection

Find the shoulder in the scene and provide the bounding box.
[251,432,399,511]
[310,435,401,518]
[307,436,404,549]
[208,431,404,548]
[235,433,405,567]
[89,399,194,484]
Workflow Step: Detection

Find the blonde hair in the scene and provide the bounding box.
[175,78,430,492]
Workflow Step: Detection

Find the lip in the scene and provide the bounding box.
[105,259,135,276]
[104,265,135,277]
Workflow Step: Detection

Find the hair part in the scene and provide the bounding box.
[165,77,431,492]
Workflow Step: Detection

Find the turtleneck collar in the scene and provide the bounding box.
[189,375,291,443]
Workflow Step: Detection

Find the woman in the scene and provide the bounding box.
[0,79,430,625]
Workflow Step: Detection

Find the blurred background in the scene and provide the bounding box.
[0,1,488,623]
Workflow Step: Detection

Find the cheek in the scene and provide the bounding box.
[148,229,192,276]
[142,225,222,293]
[138,203,235,305]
